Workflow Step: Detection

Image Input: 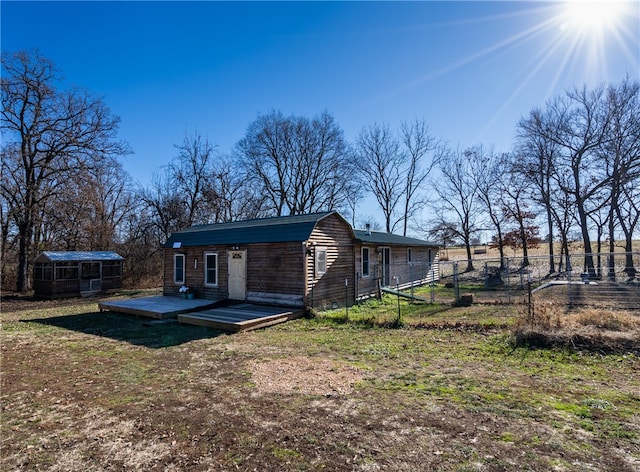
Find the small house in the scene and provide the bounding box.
[163,212,439,310]
[33,251,124,299]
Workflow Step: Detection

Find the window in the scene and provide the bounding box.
[34,263,53,281]
[174,254,185,284]
[102,262,122,278]
[81,262,101,280]
[205,252,218,286]
[315,247,327,275]
[407,248,413,263]
[361,247,370,277]
[55,262,78,280]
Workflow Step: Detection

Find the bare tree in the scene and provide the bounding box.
[170,131,219,226]
[398,118,440,236]
[433,146,481,271]
[236,110,351,216]
[518,85,612,276]
[1,50,130,291]
[500,153,541,268]
[617,184,640,279]
[203,155,268,222]
[355,122,404,233]
[600,78,640,280]
[140,170,190,243]
[469,146,509,269]
[516,109,563,273]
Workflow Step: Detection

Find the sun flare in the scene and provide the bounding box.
[561,1,627,34]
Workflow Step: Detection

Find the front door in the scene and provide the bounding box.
[228,250,247,300]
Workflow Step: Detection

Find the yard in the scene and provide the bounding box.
[1,291,639,471]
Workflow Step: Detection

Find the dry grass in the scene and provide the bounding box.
[515,301,640,354]
[2,292,639,471]
[442,240,637,261]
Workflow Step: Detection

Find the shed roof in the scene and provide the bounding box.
[34,251,124,263]
[164,212,351,248]
[354,230,438,247]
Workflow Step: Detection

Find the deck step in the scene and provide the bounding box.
[178,311,293,332]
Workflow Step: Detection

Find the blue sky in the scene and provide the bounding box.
[2,1,639,194]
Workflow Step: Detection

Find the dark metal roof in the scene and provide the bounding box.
[354,229,438,247]
[34,251,124,263]
[164,212,345,248]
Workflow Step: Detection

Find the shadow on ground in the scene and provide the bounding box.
[25,310,226,348]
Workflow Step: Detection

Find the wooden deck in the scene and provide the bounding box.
[98,296,220,319]
[98,296,305,331]
[178,303,305,332]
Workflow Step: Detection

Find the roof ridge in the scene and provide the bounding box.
[182,211,335,233]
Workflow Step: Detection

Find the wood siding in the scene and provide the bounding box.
[306,214,355,309]
[163,242,307,306]
[163,247,229,300]
[162,213,439,310]
[354,244,439,300]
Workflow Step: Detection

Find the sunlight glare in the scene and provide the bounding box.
[561,1,626,33]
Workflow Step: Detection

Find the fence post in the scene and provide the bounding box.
[345,278,349,320]
[567,253,573,308]
[484,261,488,289]
[506,257,511,304]
[453,261,460,304]
[430,269,435,303]
[409,262,414,301]
[527,273,533,327]
[395,276,401,325]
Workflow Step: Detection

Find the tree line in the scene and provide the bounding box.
[2,50,638,292]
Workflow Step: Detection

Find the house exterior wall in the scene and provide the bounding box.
[246,242,306,306]
[163,241,307,306]
[354,243,439,300]
[305,214,355,309]
[161,213,439,310]
[163,246,229,299]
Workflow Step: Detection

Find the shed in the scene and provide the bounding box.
[33,251,124,299]
[163,212,439,310]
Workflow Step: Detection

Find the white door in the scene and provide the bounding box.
[228,250,247,300]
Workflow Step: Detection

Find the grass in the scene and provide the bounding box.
[1,292,639,471]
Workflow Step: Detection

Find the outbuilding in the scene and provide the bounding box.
[33,251,124,299]
[163,212,439,310]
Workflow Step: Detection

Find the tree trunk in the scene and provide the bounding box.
[576,199,596,276]
[16,223,32,292]
[546,209,555,274]
[464,240,474,272]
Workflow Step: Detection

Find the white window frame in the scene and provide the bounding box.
[361,247,370,277]
[174,253,185,284]
[315,247,327,275]
[204,252,218,286]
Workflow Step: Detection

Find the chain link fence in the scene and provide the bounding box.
[384,252,640,312]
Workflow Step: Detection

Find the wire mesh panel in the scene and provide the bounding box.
[393,252,640,311]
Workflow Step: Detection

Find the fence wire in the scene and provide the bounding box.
[386,252,640,312]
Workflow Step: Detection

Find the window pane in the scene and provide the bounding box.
[102,262,121,278]
[175,255,185,283]
[362,248,369,277]
[55,262,78,280]
[206,253,217,285]
[316,249,327,274]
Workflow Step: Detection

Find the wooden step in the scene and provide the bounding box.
[178,311,291,332]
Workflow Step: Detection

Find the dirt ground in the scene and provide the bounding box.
[2,293,639,471]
